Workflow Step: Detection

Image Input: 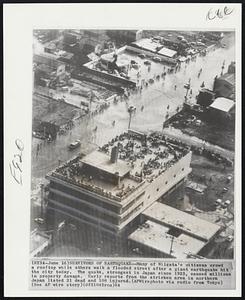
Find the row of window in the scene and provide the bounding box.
[121,203,144,223]
[49,193,120,225]
[50,181,121,213]
[147,167,185,198]
[47,203,116,233]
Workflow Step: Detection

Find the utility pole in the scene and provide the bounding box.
[221,61,225,76]
[128,106,135,129]
[184,78,191,100]
[169,235,175,256]
[40,183,44,219]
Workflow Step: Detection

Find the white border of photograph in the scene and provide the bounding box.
[4,3,241,297]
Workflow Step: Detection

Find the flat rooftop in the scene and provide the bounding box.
[30,231,50,253]
[128,220,206,259]
[157,47,177,58]
[32,93,80,128]
[101,53,131,68]
[132,38,163,53]
[142,202,221,242]
[81,150,131,177]
[52,131,190,200]
[209,97,235,113]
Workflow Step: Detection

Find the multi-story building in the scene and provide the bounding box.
[213,72,235,100]
[45,130,192,234]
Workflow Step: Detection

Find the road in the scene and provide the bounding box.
[162,127,234,160]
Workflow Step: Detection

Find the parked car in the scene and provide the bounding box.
[153,56,161,62]
[34,218,45,225]
[224,200,231,206]
[68,139,81,150]
[221,200,231,208]
[128,105,136,112]
[32,131,46,140]
[227,235,233,242]
[215,199,222,206]
[144,60,151,65]
[138,53,146,59]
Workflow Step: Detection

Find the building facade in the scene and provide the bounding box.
[45,131,192,235]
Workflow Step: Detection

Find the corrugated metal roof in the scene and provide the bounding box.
[218,73,235,86]
[133,38,162,52]
[157,47,177,58]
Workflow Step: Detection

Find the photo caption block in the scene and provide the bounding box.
[30,259,235,290]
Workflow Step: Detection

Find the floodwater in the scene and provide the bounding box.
[32,32,235,183]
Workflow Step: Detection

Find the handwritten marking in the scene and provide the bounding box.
[9,139,24,185]
[206,6,234,21]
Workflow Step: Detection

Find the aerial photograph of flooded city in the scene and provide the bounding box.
[31,29,235,260]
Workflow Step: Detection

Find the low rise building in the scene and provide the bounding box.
[228,61,235,74]
[128,202,221,258]
[157,47,178,59]
[213,72,235,100]
[208,97,235,120]
[128,38,178,64]
[30,229,52,257]
[106,30,143,44]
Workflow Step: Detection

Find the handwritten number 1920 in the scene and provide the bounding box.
[9,139,24,185]
[206,6,234,21]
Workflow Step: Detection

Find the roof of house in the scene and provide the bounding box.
[157,47,177,58]
[218,73,235,86]
[209,97,235,113]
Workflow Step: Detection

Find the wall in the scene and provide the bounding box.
[46,152,192,234]
[118,152,192,230]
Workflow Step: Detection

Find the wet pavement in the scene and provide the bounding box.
[32,33,235,185]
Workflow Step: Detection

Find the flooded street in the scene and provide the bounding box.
[31,32,235,186]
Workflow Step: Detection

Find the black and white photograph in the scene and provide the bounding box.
[4,3,241,297]
[31,28,235,259]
